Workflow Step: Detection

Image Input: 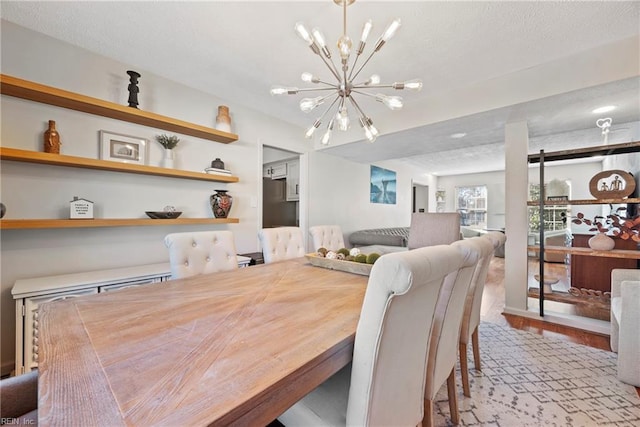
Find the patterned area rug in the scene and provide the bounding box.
[434,322,640,426]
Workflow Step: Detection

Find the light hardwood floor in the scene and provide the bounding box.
[483,256,640,396]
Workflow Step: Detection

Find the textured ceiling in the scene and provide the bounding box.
[1,1,639,174]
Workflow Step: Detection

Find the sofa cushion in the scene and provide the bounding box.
[349,227,409,247]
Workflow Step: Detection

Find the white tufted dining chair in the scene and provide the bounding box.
[423,237,481,427]
[164,231,238,279]
[459,231,506,397]
[308,225,346,251]
[259,227,305,264]
[407,212,461,249]
[278,244,468,427]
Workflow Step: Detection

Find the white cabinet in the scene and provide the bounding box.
[12,263,171,375]
[286,159,300,201]
[263,158,300,201]
[263,162,288,179]
[22,288,98,371]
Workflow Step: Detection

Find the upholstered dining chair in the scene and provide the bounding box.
[407,212,461,249]
[259,227,305,264]
[164,230,238,279]
[0,370,38,425]
[308,225,345,251]
[458,232,505,397]
[423,237,481,427]
[278,244,468,427]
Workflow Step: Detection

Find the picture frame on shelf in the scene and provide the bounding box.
[99,130,148,165]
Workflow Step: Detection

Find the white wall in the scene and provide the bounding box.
[306,150,428,250]
[0,21,312,373]
[437,170,506,229]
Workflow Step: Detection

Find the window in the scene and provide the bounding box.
[455,185,487,228]
[528,182,571,232]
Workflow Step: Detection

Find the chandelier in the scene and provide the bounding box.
[270,0,422,145]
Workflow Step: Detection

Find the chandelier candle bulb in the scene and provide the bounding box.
[360,19,372,43]
[376,93,403,110]
[381,19,401,42]
[300,96,325,113]
[321,119,334,145]
[365,74,380,85]
[294,22,314,45]
[312,28,331,58]
[271,86,299,95]
[337,106,350,130]
[301,72,320,83]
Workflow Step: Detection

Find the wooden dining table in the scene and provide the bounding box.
[37,257,368,426]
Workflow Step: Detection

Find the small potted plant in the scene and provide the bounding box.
[155,134,180,168]
[572,207,640,250]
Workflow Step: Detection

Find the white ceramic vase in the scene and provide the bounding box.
[588,233,615,251]
[162,149,175,168]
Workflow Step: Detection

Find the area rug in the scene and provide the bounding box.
[434,322,640,426]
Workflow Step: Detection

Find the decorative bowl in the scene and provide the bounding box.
[145,211,182,219]
[305,253,372,276]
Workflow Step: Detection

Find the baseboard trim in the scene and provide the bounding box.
[503,306,541,319]
[503,306,611,335]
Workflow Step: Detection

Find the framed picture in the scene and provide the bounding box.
[370,165,396,204]
[99,131,148,165]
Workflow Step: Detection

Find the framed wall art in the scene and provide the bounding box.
[99,130,148,165]
[370,165,396,204]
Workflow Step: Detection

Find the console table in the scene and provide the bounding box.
[570,234,638,292]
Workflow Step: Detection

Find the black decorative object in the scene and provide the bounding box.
[126,70,141,109]
[210,190,233,218]
[0,202,5,218]
[145,211,182,219]
[211,158,225,169]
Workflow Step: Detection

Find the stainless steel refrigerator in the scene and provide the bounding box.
[263,178,297,228]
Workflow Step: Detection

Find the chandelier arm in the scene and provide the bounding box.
[343,0,347,36]
[297,86,340,92]
[351,90,378,99]
[317,53,342,82]
[319,92,340,102]
[348,55,361,81]
[350,48,378,83]
[347,95,368,120]
[317,95,342,122]
[352,84,394,90]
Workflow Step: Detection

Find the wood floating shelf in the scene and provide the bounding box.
[527,198,640,206]
[0,147,239,183]
[528,245,640,260]
[0,74,238,144]
[528,140,640,163]
[0,218,239,230]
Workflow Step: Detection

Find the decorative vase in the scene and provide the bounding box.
[215,105,231,133]
[0,202,5,218]
[588,233,615,251]
[162,149,175,168]
[43,120,61,154]
[211,157,225,169]
[210,190,233,218]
